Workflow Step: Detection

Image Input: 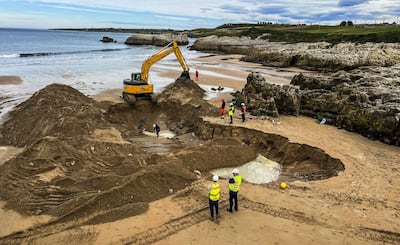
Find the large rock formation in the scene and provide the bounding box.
[125,33,189,46]
[236,68,400,146]
[190,36,400,71]
[234,72,301,117]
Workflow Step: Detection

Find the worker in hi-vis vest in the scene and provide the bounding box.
[228,102,235,124]
[227,168,242,213]
[208,175,220,222]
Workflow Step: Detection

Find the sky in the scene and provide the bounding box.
[1,0,400,30]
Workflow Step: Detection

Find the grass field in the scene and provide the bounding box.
[189,23,400,43]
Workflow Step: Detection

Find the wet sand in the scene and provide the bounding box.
[0,76,22,85]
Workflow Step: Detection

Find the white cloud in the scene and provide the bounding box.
[154,15,190,22]
[17,0,327,20]
[2,0,400,28]
[38,3,130,15]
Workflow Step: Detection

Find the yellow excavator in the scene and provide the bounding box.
[122,40,190,103]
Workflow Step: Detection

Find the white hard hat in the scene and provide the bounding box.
[232,168,239,174]
[230,102,233,106]
[241,103,245,106]
[212,175,219,182]
[153,124,156,128]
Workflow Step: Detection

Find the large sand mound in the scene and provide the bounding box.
[0,78,255,232]
[0,83,107,146]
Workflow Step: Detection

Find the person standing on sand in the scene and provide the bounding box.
[220,98,226,118]
[228,102,235,124]
[153,123,160,138]
[240,103,247,122]
[227,168,242,213]
[208,175,220,222]
[195,70,199,81]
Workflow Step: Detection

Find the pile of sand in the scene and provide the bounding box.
[0,78,251,231]
[0,83,107,146]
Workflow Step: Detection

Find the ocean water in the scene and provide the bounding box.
[0,28,206,120]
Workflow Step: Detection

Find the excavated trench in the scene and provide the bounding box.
[196,123,345,182]
[105,99,345,184]
[0,78,345,241]
[127,118,345,183]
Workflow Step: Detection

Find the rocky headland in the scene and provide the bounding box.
[190,35,400,72]
[124,33,188,46]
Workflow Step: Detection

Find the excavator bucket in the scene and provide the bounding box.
[180,71,190,79]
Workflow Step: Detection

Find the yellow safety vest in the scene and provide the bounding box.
[229,175,242,192]
[228,107,234,116]
[209,182,220,201]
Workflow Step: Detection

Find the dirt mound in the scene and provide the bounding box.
[159,74,206,102]
[0,80,199,224]
[0,83,108,147]
[158,75,219,134]
[0,77,241,231]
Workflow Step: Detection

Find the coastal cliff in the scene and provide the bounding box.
[190,35,400,72]
[124,33,189,46]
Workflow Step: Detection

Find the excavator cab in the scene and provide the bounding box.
[122,40,189,104]
[131,73,142,81]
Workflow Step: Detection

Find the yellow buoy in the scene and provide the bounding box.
[280,182,287,189]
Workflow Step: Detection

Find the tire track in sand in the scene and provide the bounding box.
[119,194,400,245]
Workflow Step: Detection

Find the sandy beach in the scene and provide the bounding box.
[1,54,400,244]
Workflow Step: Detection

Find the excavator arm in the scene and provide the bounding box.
[122,40,190,104]
[140,40,189,82]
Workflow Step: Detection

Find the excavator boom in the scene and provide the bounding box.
[122,40,189,104]
[141,41,189,82]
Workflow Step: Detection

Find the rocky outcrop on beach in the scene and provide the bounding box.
[100,36,115,43]
[191,36,400,71]
[235,69,400,146]
[125,33,189,46]
[234,72,301,118]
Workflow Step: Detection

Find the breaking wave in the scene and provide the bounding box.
[0,54,19,58]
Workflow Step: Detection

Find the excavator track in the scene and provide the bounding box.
[122,92,136,104]
[121,205,216,245]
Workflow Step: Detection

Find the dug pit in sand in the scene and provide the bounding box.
[0,75,344,242]
[211,154,281,184]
